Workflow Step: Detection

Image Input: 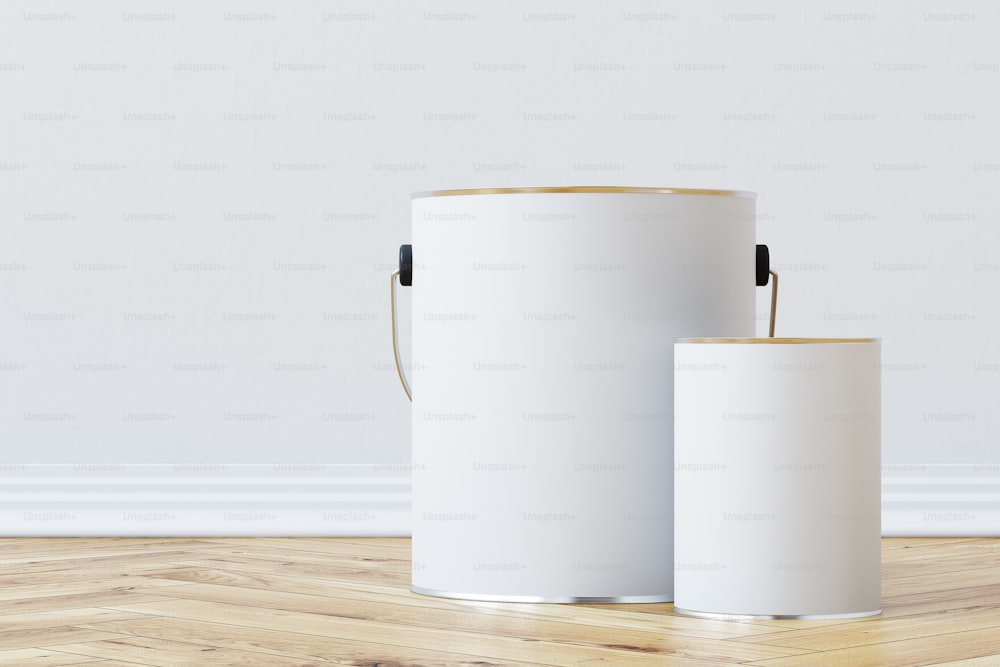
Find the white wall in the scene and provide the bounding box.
[2,1,999,533]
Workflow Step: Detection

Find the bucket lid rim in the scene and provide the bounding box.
[411,186,757,199]
[676,337,881,344]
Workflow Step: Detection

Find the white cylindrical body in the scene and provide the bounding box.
[409,187,758,602]
[674,338,881,618]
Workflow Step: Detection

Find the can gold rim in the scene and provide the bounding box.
[676,337,880,344]
[411,186,756,199]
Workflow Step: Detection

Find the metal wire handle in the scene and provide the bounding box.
[768,269,778,338]
[390,269,412,401]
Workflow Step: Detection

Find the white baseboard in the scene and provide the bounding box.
[882,463,1000,537]
[1,462,996,537]
[0,463,411,537]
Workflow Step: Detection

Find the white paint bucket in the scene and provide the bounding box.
[674,337,881,618]
[391,186,773,602]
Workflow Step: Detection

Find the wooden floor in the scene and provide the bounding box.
[1,538,999,666]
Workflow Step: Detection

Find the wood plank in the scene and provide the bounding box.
[0,590,171,616]
[747,627,1000,667]
[100,598,810,665]
[0,539,220,560]
[0,648,103,665]
[933,658,1000,667]
[0,538,146,557]
[0,550,205,576]
[881,539,1000,565]
[881,583,1000,618]
[189,543,411,572]
[882,565,1000,597]
[166,554,412,586]
[0,541,222,575]
[53,636,327,667]
[315,537,409,548]
[0,608,145,632]
[76,616,551,667]
[0,563,204,587]
[883,551,1000,579]
[0,575,193,602]
[200,537,411,554]
[0,626,128,652]
[879,538,986,552]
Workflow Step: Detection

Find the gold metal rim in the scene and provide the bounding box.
[676,337,880,344]
[411,186,756,199]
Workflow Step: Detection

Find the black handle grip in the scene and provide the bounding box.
[756,244,770,287]
[399,244,412,286]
